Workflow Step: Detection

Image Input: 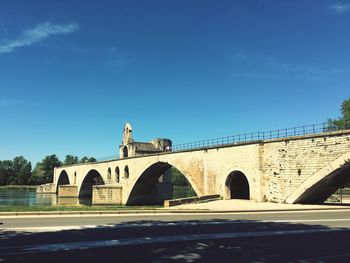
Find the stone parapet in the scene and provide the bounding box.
[164,194,221,207]
[36,183,56,193]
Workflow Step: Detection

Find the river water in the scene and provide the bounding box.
[1,188,348,207]
[0,186,196,207]
[0,189,91,206]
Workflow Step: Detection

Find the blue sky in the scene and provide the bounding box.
[0,0,349,164]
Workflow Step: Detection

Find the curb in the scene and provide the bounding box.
[1,206,350,217]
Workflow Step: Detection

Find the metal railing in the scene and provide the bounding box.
[172,122,335,152]
[96,155,119,161]
[95,122,347,160]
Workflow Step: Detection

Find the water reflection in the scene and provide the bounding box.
[36,193,57,205]
[0,189,91,206]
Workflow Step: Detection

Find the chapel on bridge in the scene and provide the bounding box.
[119,123,172,158]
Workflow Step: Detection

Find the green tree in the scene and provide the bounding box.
[327,99,350,130]
[0,156,31,185]
[341,99,350,128]
[0,160,13,185]
[12,156,32,185]
[79,156,97,163]
[171,167,196,198]
[42,154,62,182]
[88,157,97,162]
[79,156,89,163]
[63,155,79,165]
[29,154,61,184]
[172,167,190,186]
[29,163,45,185]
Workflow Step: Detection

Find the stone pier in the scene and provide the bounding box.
[36,183,56,193]
[58,185,78,197]
[92,185,123,205]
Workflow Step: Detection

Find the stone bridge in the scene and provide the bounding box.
[41,124,350,205]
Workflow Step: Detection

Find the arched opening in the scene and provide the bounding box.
[225,171,250,200]
[56,170,70,193]
[79,169,104,198]
[115,167,120,183]
[107,167,112,181]
[172,167,197,199]
[123,146,128,158]
[295,163,350,204]
[124,165,129,179]
[126,162,197,205]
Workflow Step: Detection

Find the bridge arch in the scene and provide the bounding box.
[79,169,105,198]
[223,170,250,200]
[56,170,70,193]
[126,161,200,205]
[286,153,350,204]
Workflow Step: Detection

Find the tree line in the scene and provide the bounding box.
[0,155,96,186]
[327,99,350,130]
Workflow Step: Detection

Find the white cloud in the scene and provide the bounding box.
[330,3,350,14]
[0,22,79,53]
[0,99,23,107]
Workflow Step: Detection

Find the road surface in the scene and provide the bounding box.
[1,209,350,262]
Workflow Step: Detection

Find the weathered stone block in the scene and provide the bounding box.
[36,183,56,193]
[56,197,79,206]
[92,185,122,205]
[58,185,78,197]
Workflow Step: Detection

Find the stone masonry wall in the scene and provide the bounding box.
[36,183,56,193]
[262,133,350,203]
[53,130,350,205]
[58,185,78,197]
[92,185,122,205]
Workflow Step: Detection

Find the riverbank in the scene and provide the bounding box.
[0,204,161,212]
[0,185,37,190]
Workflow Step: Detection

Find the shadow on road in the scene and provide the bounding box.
[1,219,350,262]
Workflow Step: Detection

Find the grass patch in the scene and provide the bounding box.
[0,204,161,212]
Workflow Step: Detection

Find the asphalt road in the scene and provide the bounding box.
[1,209,350,262]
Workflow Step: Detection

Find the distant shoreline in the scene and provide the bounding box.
[0,185,37,190]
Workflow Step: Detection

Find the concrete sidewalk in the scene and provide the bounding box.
[1,200,350,217]
[165,199,350,212]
